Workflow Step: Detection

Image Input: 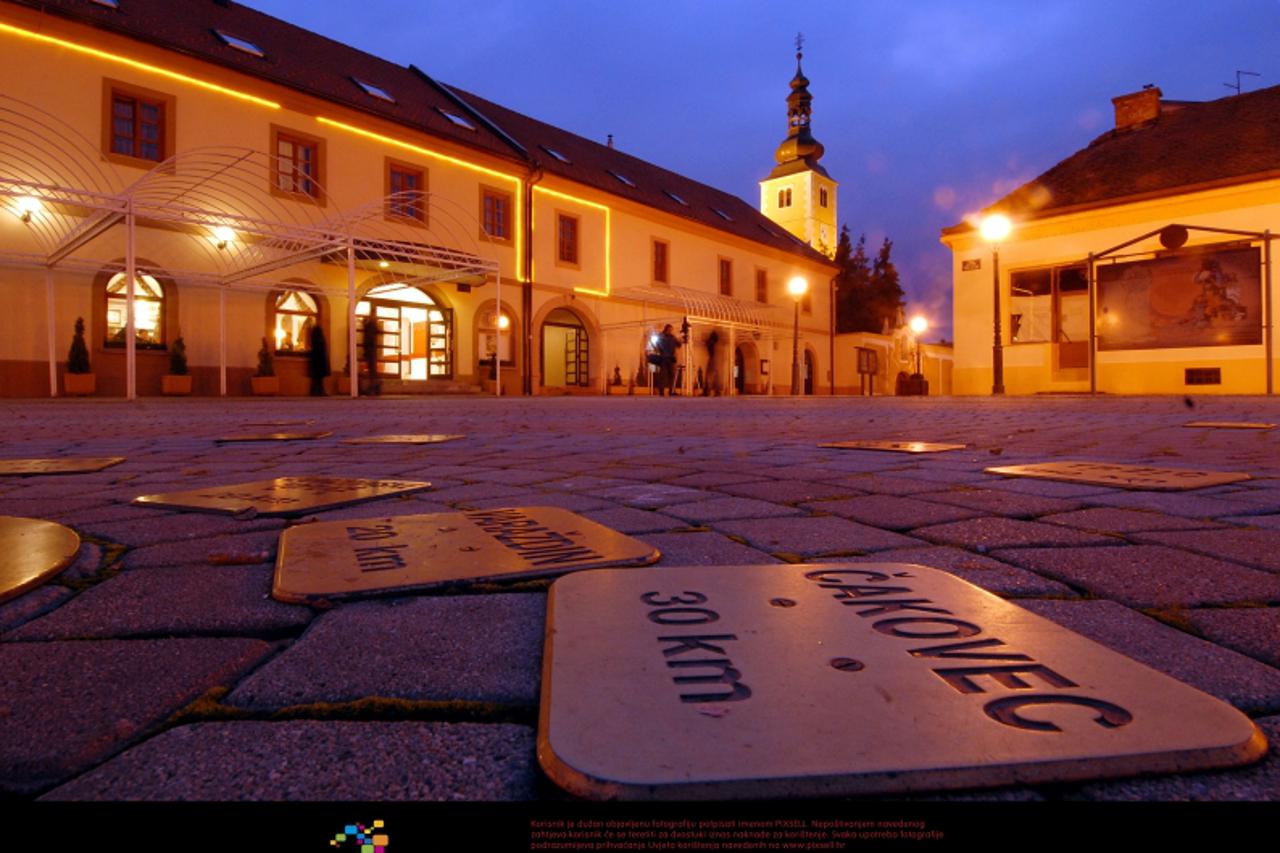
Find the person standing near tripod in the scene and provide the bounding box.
[655,323,681,396]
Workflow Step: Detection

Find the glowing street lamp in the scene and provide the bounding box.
[979,213,1012,395]
[787,276,809,395]
[909,314,928,377]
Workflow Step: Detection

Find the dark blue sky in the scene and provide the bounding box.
[248,0,1277,340]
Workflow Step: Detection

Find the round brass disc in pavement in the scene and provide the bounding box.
[0,516,80,604]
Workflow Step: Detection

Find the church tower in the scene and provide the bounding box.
[760,36,838,256]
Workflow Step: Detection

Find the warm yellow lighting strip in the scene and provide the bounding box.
[317,116,524,279]
[534,185,611,296]
[0,21,281,109]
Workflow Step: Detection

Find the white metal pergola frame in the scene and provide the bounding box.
[0,95,502,400]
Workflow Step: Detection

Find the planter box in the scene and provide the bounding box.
[63,372,95,396]
[250,375,280,396]
[336,376,351,395]
[162,374,193,396]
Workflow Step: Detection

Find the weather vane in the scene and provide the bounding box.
[795,31,804,61]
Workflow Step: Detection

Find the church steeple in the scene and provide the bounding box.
[760,35,838,256]
[771,34,827,179]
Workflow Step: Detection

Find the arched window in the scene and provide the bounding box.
[105,272,165,348]
[273,289,319,353]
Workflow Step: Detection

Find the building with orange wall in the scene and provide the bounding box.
[0,0,837,398]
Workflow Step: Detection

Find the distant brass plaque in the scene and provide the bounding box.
[216,431,332,442]
[0,517,80,603]
[986,461,1249,491]
[132,477,430,516]
[0,457,125,476]
[243,420,316,427]
[539,563,1266,800]
[340,435,465,445]
[1184,421,1275,430]
[272,506,660,603]
[819,440,966,453]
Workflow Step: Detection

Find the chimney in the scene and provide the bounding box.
[607,134,614,149]
[1112,84,1163,130]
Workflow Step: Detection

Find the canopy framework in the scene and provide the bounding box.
[0,95,499,398]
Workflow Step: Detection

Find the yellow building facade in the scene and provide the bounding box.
[0,0,835,398]
[942,85,1278,396]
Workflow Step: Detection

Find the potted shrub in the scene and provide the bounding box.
[162,335,192,395]
[336,355,351,395]
[64,317,95,396]
[250,337,279,395]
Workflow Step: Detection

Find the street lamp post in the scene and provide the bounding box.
[787,276,809,395]
[979,214,1012,395]
[909,314,928,378]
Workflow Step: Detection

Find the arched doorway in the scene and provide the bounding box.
[734,347,745,395]
[804,350,816,395]
[356,283,451,382]
[541,308,589,388]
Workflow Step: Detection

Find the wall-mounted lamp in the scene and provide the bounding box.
[212,226,236,250]
[16,196,42,224]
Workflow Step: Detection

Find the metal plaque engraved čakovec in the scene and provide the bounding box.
[985,460,1250,491]
[538,562,1266,799]
[1184,421,1275,430]
[0,457,125,476]
[340,435,465,445]
[272,506,661,603]
[132,477,431,516]
[215,431,333,442]
[819,440,967,454]
[0,516,81,603]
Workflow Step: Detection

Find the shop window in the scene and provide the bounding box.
[105,272,165,348]
[272,289,319,354]
[719,258,733,296]
[479,307,514,366]
[387,161,426,222]
[1010,264,1088,346]
[481,187,511,241]
[653,239,669,284]
[272,126,323,200]
[557,213,579,265]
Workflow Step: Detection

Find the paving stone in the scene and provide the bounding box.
[540,475,635,492]
[0,496,114,519]
[1016,599,1280,715]
[982,477,1120,499]
[990,545,1280,608]
[74,513,286,549]
[121,528,283,570]
[832,546,1076,597]
[462,468,564,486]
[915,517,1119,549]
[1083,491,1269,520]
[592,483,710,509]
[917,489,1083,519]
[43,721,538,801]
[1221,514,1280,530]
[1131,528,1280,574]
[0,585,74,633]
[226,594,545,710]
[296,499,455,523]
[662,497,804,523]
[828,474,953,497]
[1039,508,1227,533]
[419,483,539,505]
[0,638,273,795]
[6,566,313,641]
[665,471,771,488]
[713,515,922,556]
[1182,608,1280,668]
[462,492,614,513]
[718,479,862,504]
[640,531,781,566]
[878,467,991,486]
[805,495,983,530]
[578,507,686,534]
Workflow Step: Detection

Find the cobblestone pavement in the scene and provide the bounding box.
[2,394,1279,802]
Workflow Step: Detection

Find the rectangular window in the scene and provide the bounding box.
[1010,264,1087,346]
[802,290,813,315]
[103,81,173,165]
[653,240,669,284]
[481,188,512,241]
[386,161,426,222]
[557,213,579,265]
[719,258,733,296]
[755,268,767,303]
[819,187,829,208]
[272,127,323,200]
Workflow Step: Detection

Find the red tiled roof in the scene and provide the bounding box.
[947,83,1280,232]
[6,0,831,266]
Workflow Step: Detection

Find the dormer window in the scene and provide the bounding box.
[90,0,120,9]
[437,109,476,130]
[541,145,571,164]
[711,208,734,222]
[664,190,689,207]
[608,170,636,187]
[214,30,265,58]
[353,78,396,103]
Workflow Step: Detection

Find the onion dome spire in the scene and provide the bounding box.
[770,33,827,178]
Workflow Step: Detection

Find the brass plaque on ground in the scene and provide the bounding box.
[539,562,1266,800]
[216,431,332,442]
[132,477,430,516]
[0,457,125,476]
[272,506,660,603]
[0,516,80,603]
[340,434,465,445]
[1184,421,1275,430]
[985,460,1250,491]
[819,440,966,453]
[244,420,316,426]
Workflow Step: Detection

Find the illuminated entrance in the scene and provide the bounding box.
[541,308,589,388]
[356,284,452,381]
